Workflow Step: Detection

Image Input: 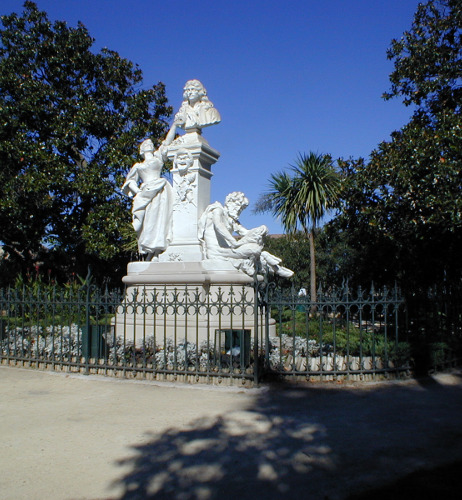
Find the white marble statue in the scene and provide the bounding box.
[122,122,179,261]
[173,149,196,208]
[174,80,221,131]
[174,149,194,174]
[198,192,294,278]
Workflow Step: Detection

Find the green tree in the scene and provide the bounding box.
[383,0,462,115]
[255,152,341,301]
[0,1,172,285]
[263,228,355,290]
[263,233,311,289]
[332,0,462,291]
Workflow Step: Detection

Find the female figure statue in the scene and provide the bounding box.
[122,122,179,261]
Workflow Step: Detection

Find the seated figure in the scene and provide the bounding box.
[198,192,294,278]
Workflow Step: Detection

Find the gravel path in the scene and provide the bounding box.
[1,366,462,499]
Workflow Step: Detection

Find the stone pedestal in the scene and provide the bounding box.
[115,261,268,346]
[159,131,220,263]
[122,260,252,285]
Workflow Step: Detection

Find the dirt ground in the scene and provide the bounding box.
[1,366,462,500]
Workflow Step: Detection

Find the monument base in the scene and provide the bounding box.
[114,261,274,346]
[122,260,253,286]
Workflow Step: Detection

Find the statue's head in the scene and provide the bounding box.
[174,149,194,174]
[183,79,207,104]
[139,139,154,155]
[225,192,249,219]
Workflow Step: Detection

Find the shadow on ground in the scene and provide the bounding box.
[348,459,462,500]
[113,374,462,500]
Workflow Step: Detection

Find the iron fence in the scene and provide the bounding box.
[0,282,262,386]
[260,284,409,381]
[1,280,410,385]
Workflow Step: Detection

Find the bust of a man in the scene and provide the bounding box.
[175,79,221,131]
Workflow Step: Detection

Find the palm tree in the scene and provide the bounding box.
[255,152,341,302]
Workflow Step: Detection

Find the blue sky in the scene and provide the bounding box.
[2,0,419,233]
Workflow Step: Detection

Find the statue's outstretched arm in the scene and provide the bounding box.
[158,120,182,162]
[163,123,178,146]
[163,113,186,146]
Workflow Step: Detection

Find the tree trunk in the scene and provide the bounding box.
[309,229,317,306]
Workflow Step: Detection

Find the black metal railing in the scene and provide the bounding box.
[1,280,412,384]
[0,282,262,385]
[260,283,409,380]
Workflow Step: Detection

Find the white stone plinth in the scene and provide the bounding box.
[115,261,274,346]
[158,132,220,263]
[122,260,253,285]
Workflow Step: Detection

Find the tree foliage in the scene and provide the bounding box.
[384,0,462,115]
[255,152,341,235]
[255,152,341,300]
[331,0,462,291]
[263,229,355,290]
[263,234,311,290]
[0,1,172,284]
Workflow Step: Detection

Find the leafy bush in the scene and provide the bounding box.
[272,307,408,358]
